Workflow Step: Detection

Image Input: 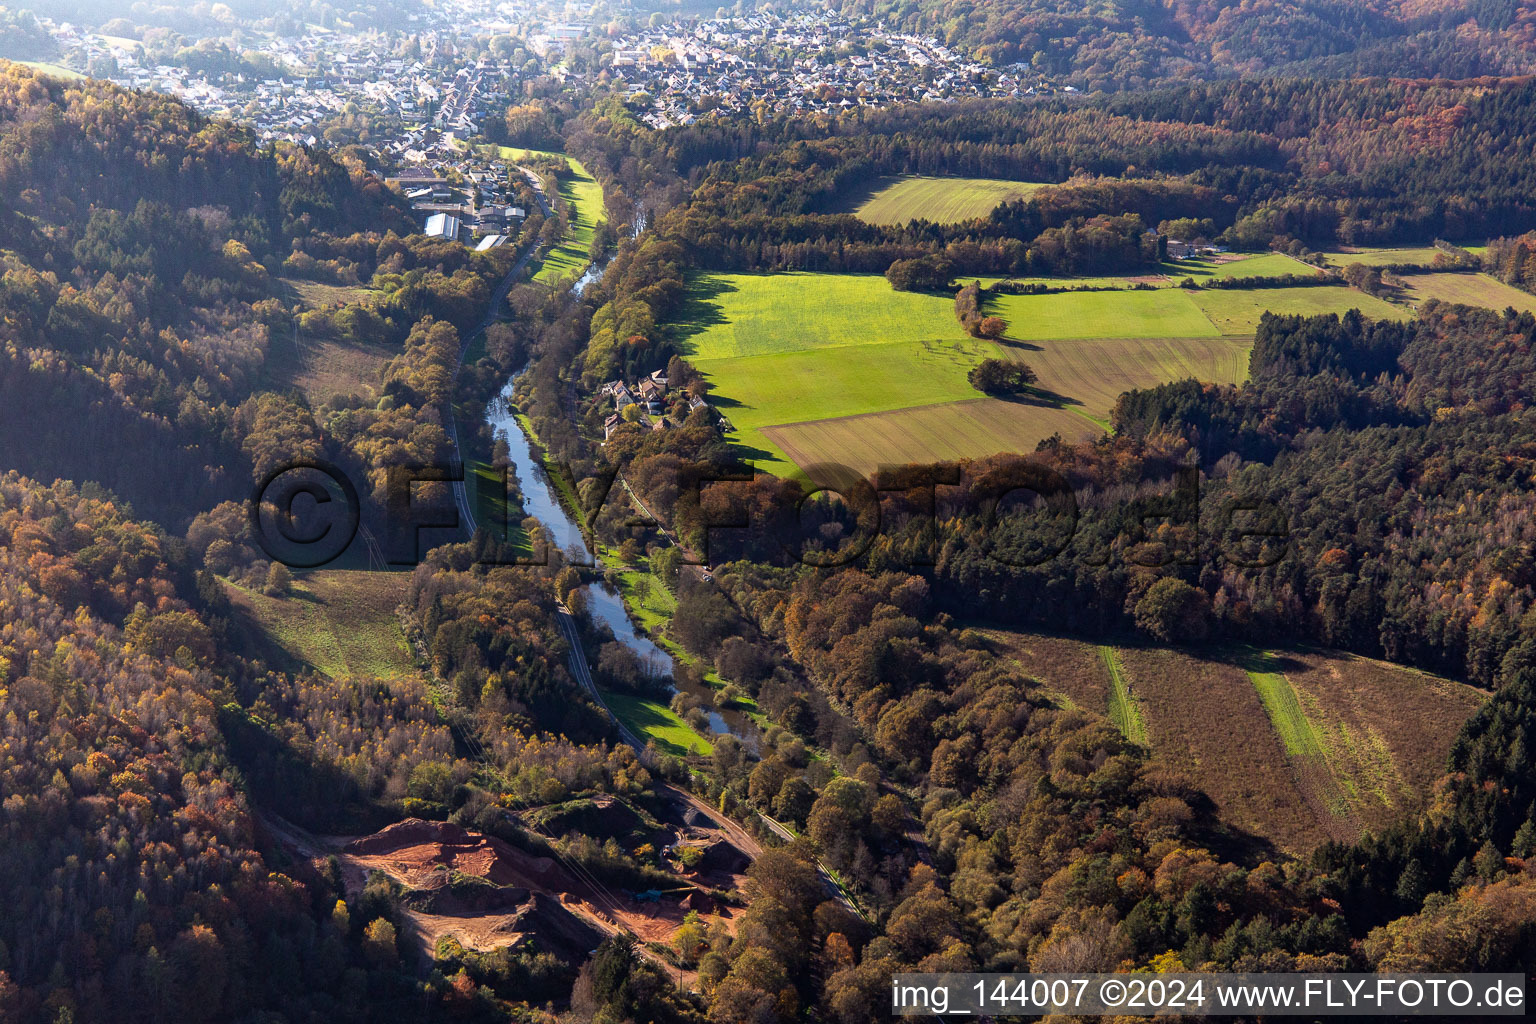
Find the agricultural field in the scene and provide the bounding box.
[1170,252,1320,280]
[225,570,417,681]
[975,253,1315,290]
[1319,246,1450,267]
[1191,285,1404,333]
[1275,649,1485,818]
[696,338,991,471]
[986,631,1109,710]
[1006,335,1253,417]
[677,273,993,470]
[984,631,1485,854]
[974,274,1161,290]
[986,288,1220,340]
[670,268,1417,478]
[675,271,963,359]
[1117,645,1336,852]
[843,175,1050,225]
[1398,272,1536,312]
[762,397,1100,479]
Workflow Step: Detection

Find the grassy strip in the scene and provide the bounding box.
[530,160,605,285]
[1244,657,1327,760]
[614,564,677,633]
[602,551,765,720]
[1243,651,1359,817]
[456,140,605,285]
[468,461,533,557]
[1250,651,1399,808]
[1100,646,1148,745]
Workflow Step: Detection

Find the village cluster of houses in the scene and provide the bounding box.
[29,0,1069,151]
[601,371,711,439]
[604,9,1063,128]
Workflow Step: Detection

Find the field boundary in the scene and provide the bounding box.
[761,395,992,430]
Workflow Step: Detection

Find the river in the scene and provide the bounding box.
[482,378,757,750]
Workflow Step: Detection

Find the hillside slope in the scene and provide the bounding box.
[832,0,1536,87]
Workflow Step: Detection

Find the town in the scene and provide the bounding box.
[17,1,1061,194]
[601,9,1056,128]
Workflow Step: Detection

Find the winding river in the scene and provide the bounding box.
[482,378,757,750]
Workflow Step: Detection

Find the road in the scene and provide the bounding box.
[555,596,648,750]
[448,167,557,538]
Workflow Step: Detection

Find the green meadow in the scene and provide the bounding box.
[986,288,1219,340]
[1191,285,1405,333]
[601,690,714,756]
[1400,272,1536,312]
[528,155,606,285]
[464,142,606,285]
[846,175,1051,225]
[1172,252,1319,280]
[1319,246,1448,268]
[226,570,416,681]
[674,272,964,358]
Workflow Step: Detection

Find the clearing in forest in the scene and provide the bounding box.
[983,630,1484,854]
[844,175,1050,225]
[226,570,417,681]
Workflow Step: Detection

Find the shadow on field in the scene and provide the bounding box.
[818,173,899,214]
[668,276,738,354]
[724,439,776,463]
[993,336,1043,352]
[995,385,1084,410]
[1229,646,1308,675]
